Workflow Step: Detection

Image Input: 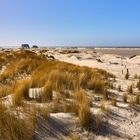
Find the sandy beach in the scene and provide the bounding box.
[0,47,140,140]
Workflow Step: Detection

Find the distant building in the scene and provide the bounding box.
[21,44,30,49]
[32,45,38,48]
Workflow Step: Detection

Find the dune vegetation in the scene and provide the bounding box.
[0,49,116,139]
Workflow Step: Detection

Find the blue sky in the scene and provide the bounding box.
[0,0,140,46]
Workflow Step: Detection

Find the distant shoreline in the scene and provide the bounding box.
[0,46,140,49]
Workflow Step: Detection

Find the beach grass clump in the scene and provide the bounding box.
[30,60,113,92]
[0,103,36,140]
[39,83,53,103]
[72,90,90,115]
[78,102,93,129]
[52,93,70,113]
[0,50,44,82]
[12,79,31,106]
[87,78,106,93]
[72,90,93,129]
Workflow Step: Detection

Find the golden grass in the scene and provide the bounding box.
[12,79,31,106]
[30,60,113,91]
[0,103,36,140]
[39,83,53,103]
[0,85,11,98]
[72,90,90,115]
[78,103,93,129]
[72,90,93,129]
[71,134,80,140]
[37,107,50,119]
[1,50,113,95]
[53,94,60,113]
[0,58,43,82]
[87,78,106,93]
[52,93,71,113]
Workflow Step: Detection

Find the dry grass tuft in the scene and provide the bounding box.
[72,90,93,129]
[72,90,90,115]
[37,107,50,119]
[12,79,31,106]
[39,83,53,103]
[0,103,36,140]
[71,134,80,140]
[52,93,71,113]
[78,102,93,129]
